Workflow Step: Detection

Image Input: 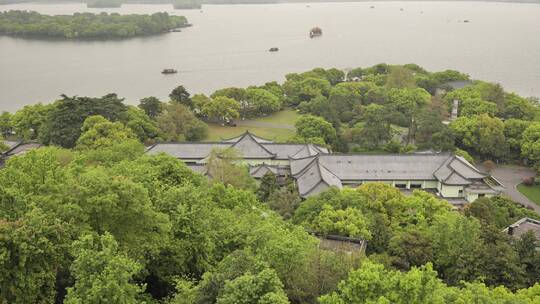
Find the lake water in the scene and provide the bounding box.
[1,1,540,111]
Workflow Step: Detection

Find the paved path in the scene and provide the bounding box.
[490,165,540,213]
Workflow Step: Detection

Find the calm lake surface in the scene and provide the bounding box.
[1,1,539,111]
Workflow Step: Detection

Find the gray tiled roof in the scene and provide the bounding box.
[465,181,500,194]
[2,140,20,151]
[146,132,328,161]
[146,142,230,159]
[434,156,486,185]
[290,144,328,159]
[290,153,496,198]
[294,157,342,197]
[503,218,540,240]
[3,142,42,156]
[249,164,289,178]
[221,131,273,143]
[231,132,276,159]
[187,164,208,175]
[314,154,452,181]
[291,156,318,176]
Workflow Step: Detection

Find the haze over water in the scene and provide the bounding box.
[1,1,539,111]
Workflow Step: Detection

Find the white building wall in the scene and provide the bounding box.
[440,184,465,198]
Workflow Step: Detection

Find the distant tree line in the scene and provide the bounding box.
[0,10,188,39]
[86,0,122,8]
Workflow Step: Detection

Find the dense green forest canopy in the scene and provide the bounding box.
[0,10,188,39]
[1,132,540,303]
[2,63,540,303]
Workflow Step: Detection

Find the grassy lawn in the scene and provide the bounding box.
[205,125,295,142]
[205,109,300,142]
[254,109,300,125]
[517,183,540,205]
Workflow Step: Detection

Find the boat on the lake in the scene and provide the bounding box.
[269,47,279,52]
[170,29,182,32]
[162,69,178,74]
[309,27,322,38]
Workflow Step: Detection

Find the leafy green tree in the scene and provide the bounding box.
[42,94,128,148]
[283,76,331,106]
[75,115,138,150]
[477,225,526,289]
[521,123,540,166]
[319,261,447,304]
[299,95,340,127]
[294,115,337,146]
[257,171,278,202]
[124,106,159,143]
[0,208,69,304]
[259,81,285,102]
[460,98,498,117]
[64,233,145,304]
[202,96,240,123]
[504,119,531,159]
[319,259,539,304]
[389,229,433,270]
[428,212,483,285]
[515,231,540,287]
[0,111,12,137]
[387,87,431,141]
[323,68,345,85]
[309,204,371,239]
[465,196,539,229]
[157,103,208,141]
[139,96,163,118]
[266,183,301,220]
[211,87,246,102]
[346,67,364,80]
[451,114,507,159]
[502,93,537,120]
[217,268,290,304]
[11,103,53,140]
[353,104,392,150]
[386,66,416,89]
[0,136,7,152]
[191,93,211,114]
[71,166,171,261]
[244,88,282,116]
[415,109,454,151]
[455,148,474,163]
[206,148,256,191]
[170,85,192,108]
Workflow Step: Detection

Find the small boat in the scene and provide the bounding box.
[464,19,470,23]
[170,29,182,32]
[370,5,375,9]
[309,27,322,38]
[162,69,178,74]
[269,47,279,52]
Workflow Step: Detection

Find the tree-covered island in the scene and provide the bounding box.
[0,10,188,39]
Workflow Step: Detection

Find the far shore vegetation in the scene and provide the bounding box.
[86,0,122,8]
[0,10,188,39]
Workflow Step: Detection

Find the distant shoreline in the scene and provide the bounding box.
[1,0,540,5]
